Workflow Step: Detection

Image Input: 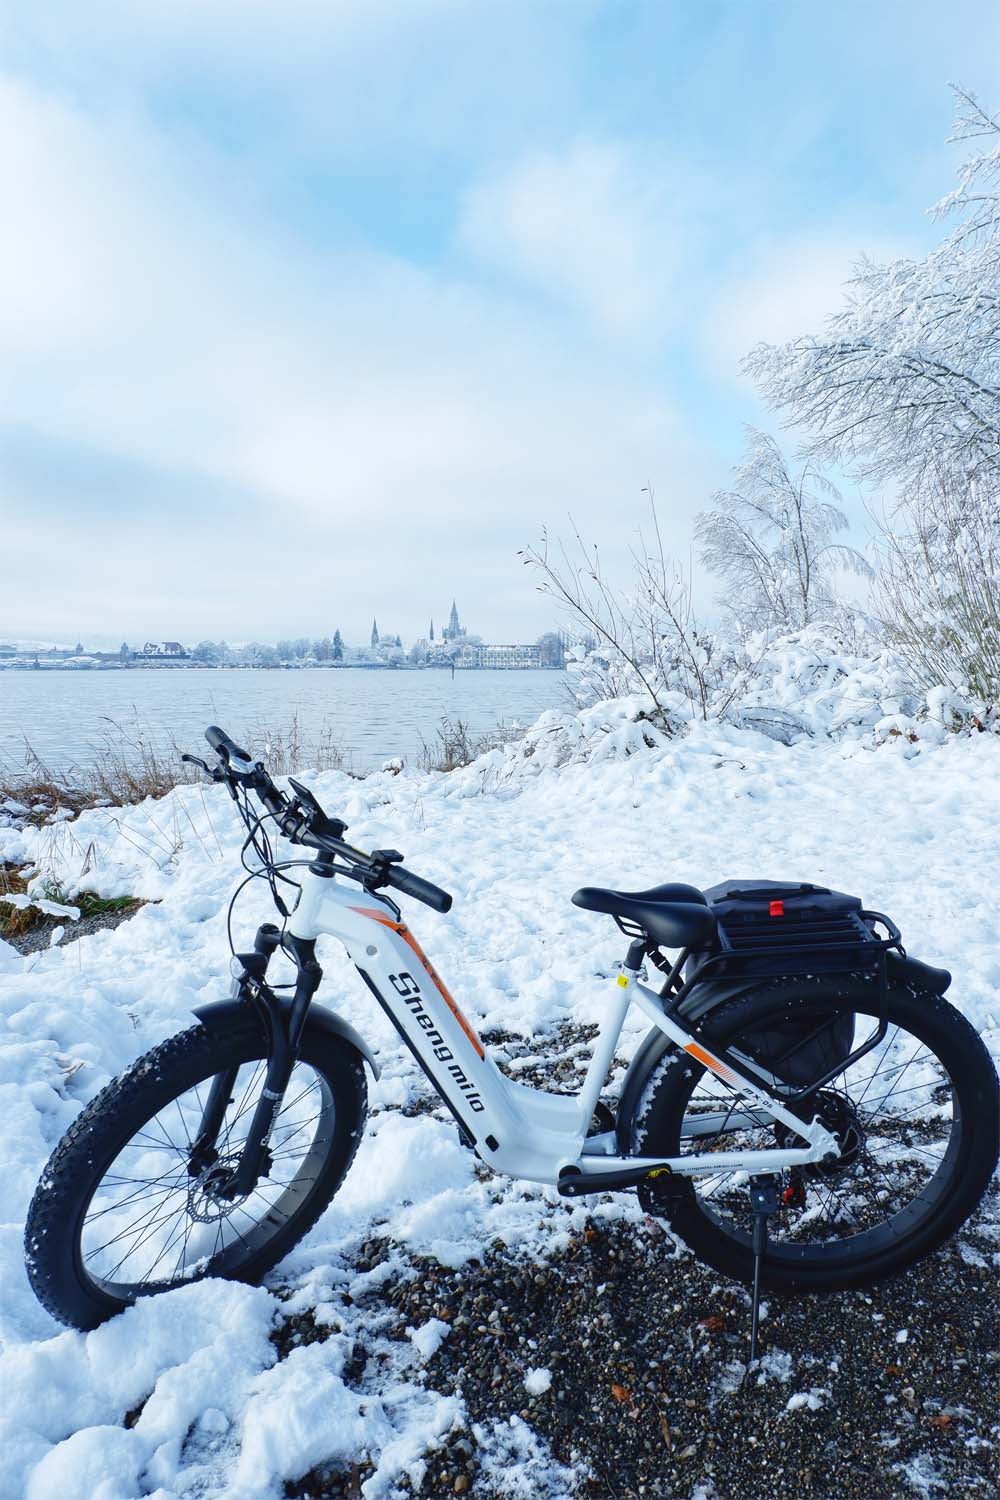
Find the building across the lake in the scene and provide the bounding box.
[134,642,189,660]
[459,643,541,668]
[415,601,559,668]
[441,600,466,642]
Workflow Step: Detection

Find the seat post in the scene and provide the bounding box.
[624,937,647,971]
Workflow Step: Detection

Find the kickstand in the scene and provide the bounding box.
[747,1174,778,1368]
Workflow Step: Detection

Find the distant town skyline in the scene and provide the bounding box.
[0,599,563,655]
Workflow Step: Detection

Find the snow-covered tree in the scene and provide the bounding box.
[332,629,344,661]
[535,631,565,667]
[875,468,1000,702]
[746,87,1000,487]
[696,429,870,634]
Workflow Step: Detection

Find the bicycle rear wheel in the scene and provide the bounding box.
[25,1019,367,1328]
[631,976,999,1292]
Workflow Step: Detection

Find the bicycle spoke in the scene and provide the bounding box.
[852,1026,902,1109]
[269,1110,322,1152]
[858,1038,927,1116]
[100,1195,189,1281]
[670,994,966,1257]
[142,1210,193,1284]
[172,1095,195,1150]
[77,1051,335,1295]
[84,1185,184,1261]
[130,1132,188,1154]
[86,1170,187,1221]
[171,1212,196,1282]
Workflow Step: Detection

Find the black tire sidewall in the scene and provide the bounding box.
[25,1020,367,1329]
[630,977,1000,1292]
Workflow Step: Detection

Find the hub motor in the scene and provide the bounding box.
[775,1089,865,1179]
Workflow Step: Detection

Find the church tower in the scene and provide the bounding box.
[371,619,379,647]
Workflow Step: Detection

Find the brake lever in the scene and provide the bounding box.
[182,752,237,799]
[362,848,404,891]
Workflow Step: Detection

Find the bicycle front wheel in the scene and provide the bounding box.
[25,1019,367,1329]
[631,976,999,1292]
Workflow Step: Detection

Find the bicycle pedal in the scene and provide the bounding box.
[637,1167,694,1216]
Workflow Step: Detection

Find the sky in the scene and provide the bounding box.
[2,0,1000,647]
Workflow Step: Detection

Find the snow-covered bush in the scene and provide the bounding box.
[444,625,999,795]
[521,504,748,736]
[874,471,1000,707]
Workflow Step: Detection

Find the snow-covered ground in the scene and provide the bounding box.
[2,724,999,1498]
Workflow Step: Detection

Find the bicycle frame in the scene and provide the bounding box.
[285,867,840,1189]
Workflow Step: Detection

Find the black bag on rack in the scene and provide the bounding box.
[700,880,869,1088]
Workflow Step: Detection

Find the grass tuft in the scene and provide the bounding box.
[0,865,143,940]
[0,710,353,824]
[418,717,520,773]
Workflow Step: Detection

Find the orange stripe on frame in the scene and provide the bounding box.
[350,906,486,1059]
[684,1041,740,1085]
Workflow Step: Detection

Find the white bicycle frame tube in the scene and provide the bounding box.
[289,869,840,1187]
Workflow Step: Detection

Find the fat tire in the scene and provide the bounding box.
[25,1020,367,1329]
[630,977,999,1293]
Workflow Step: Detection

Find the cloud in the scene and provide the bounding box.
[460,144,681,343]
[1,1,599,168]
[698,229,918,382]
[0,77,710,641]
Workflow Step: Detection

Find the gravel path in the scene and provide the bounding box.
[275,1183,999,1499]
[10,904,142,955]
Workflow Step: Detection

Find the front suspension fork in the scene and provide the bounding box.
[191,924,322,1198]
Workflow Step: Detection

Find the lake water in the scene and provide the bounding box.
[0,668,568,775]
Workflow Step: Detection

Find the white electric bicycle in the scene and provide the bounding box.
[26,726,1000,1353]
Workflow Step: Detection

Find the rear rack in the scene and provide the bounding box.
[712,907,902,978]
[648,907,904,1103]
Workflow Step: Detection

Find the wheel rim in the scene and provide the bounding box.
[671,1002,965,1265]
[77,1056,334,1297]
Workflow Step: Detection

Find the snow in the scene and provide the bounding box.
[753,1349,795,1385]
[0,893,80,920]
[523,1366,553,1395]
[0,937,22,974]
[407,1317,450,1361]
[1,715,999,1495]
[784,1388,827,1412]
[471,1415,583,1499]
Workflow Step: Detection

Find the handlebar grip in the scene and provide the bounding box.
[387,865,453,913]
[205,725,253,764]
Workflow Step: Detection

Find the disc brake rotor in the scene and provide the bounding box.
[186,1156,250,1223]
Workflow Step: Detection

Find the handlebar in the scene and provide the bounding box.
[205,724,254,766]
[198,725,453,914]
[385,865,452,913]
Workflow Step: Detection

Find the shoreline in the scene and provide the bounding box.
[0,661,566,673]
